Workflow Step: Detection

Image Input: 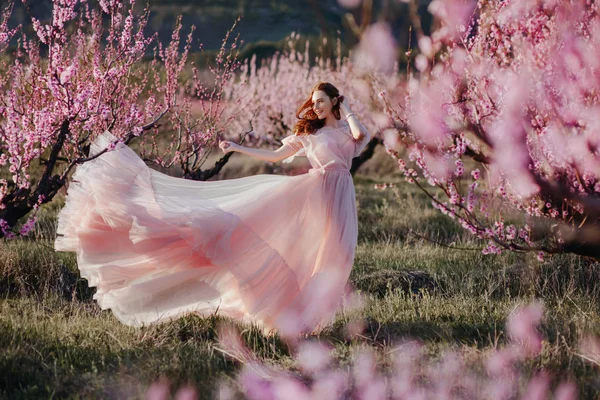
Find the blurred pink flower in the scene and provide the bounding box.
[354,22,398,74]
[486,346,520,376]
[240,363,276,400]
[422,150,453,180]
[383,128,400,149]
[554,381,578,400]
[145,381,170,400]
[418,36,434,58]
[311,370,348,399]
[296,341,332,374]
[415,54,429,72]
[519,373,550,400]
[484,375,518,399]
[272,376,312,400]
[488,73,540,198]
[428,0,476,40]
[506,302,544,355]
[145,381,198,400]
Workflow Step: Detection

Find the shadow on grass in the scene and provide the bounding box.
[326,317,505,350]
[0,313,237,400]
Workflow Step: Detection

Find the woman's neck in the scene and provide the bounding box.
[323,115,341,128]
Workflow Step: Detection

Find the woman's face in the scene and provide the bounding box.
[311,90,336,119]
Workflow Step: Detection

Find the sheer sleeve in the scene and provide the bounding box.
[281,135,303,151]
[280,134,306,164]
[352,130,371,158]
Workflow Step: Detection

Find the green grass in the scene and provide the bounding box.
[2,153,600,398]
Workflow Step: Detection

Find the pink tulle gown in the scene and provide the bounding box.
[54,120,370,332]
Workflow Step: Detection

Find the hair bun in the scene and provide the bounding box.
[338,95,345,103]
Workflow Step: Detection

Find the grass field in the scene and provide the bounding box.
[2,148,600,398]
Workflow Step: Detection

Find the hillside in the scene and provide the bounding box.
[7,0,433,59]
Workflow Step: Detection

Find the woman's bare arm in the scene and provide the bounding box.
[347,115,370,141]
[218,140,299,163]
[339,98,369,141]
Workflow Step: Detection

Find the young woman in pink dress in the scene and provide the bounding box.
[54,81,370,334]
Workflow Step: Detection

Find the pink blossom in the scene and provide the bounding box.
[0,218,15,239]
[239,365,275,400]
[506,302,544,355]
[354,22,398,74]
[311,370,348,399]
[0,0,204,239]
[373,0,600,260]
[554,382,578,400]
[486,346,519,375]
[519,373,550,400]
[382,128,400,149]
[272,376,312,400]
[216,301,578,399]
[428,0,476,40]
[415,54,429,72]
[454,159,464,177]
[296,341,332,374]
[19,216,37,236]
[418,36,434,58]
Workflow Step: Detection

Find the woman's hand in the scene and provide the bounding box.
[219,140,238,155]
[338,96,352,118]
[338,95,368,141]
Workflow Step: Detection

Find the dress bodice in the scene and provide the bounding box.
[280,120,370,172]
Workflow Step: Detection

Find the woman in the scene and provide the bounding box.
[54,81,370,334]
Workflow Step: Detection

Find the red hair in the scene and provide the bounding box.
[293,82,344,136]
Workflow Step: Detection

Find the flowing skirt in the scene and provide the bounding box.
[54,131,359,332]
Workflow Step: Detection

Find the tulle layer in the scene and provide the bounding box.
[55,131,358,332]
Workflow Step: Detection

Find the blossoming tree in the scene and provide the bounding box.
[0,0,243,238]
[378,0,600,260]
[136,16,248,181]
[0,1,17,51]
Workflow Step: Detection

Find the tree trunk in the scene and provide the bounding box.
[0,120,69,238]
[183,152,234,181]
[350,137,382,176]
